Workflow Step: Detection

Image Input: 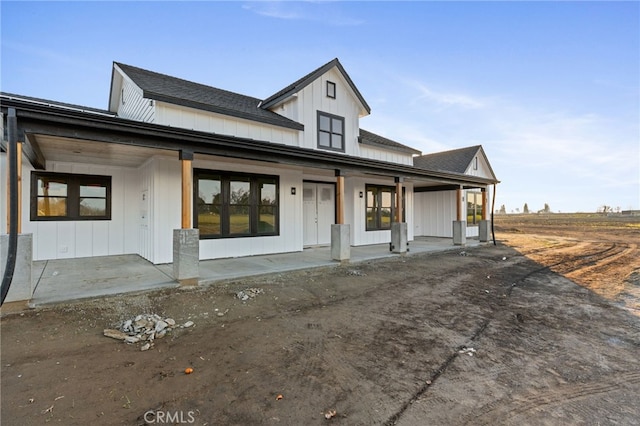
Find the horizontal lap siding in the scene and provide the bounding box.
[23,161,140,261]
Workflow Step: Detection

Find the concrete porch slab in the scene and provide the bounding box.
[25,237,482,307]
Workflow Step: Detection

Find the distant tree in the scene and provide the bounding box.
[523,203,529,214]
[597,205,611,214]
[615,206,621,213]
[498,204,507,214]
[544,203,551,213]
[515,207,520,213]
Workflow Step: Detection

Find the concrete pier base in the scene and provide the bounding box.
[391,222,408,254]
[453,221,467,245]
[173,229,199,285]
[331,224,350,262]
[479,220,491,242]
[1,234,33,303]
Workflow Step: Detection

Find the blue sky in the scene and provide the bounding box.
[1,1,638,213]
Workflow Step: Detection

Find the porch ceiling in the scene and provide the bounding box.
[34,134,175,168]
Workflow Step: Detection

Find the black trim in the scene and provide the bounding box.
[1,96,499,186]
[317,111,345,152]
[326,81,336,99]
[194,169,279,239]
[30,171,112,221]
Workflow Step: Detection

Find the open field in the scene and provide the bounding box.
[1,214,639,425]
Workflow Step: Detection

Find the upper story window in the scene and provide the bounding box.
[31,172,111,221]
[195,170,279,239]
[326,81,336,99]
[317,111,344,152]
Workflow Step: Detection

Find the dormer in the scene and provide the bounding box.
[260,58,371,156]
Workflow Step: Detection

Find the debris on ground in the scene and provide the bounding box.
[236,288,264,301]
[458,347,477,356]
[324,409,337,419]
[459,251,467,256]
[276,394,283,400]
[103,314,187,351]
[347,270,366,276]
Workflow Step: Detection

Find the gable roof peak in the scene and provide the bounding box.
[111,61,304,130]
[260,58,370,115]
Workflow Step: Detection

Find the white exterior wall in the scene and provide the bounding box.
[358,144,415,166]
[21,161,140,261]
[155,102,298,146]
[464,153,493,179]
[347,176,414,246]
[194,158,304,260]
[414,190,457,238]
[116,75,155,122]
[0,153,6,235]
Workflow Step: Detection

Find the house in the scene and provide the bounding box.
[1,58,498,300]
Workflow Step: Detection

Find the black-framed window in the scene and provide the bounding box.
[30,172,111,221]
[194,170,279,239]
[326,81,336,99]
[365,185,405,230]
[317,111,344,152]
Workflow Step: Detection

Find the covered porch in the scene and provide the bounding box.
[24,237,481,307]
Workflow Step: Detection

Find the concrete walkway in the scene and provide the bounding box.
[28,237,480,306]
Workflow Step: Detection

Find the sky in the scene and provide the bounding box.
[1,1,638,213]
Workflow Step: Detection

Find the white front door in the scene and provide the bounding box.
[303,182,335,246]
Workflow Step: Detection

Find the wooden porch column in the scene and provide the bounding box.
[180,150,194,229]
[335,170,345,225]
[6,140,22,234]
[395,177,404,222]
[481,188,488,220]
[456,187,463,221]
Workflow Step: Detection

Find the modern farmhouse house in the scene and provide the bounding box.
[1,58,498,297]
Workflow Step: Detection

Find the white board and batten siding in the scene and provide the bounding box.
[414,191,457,238]
[346,176,414,246]
[154,103,298,146]
[22,161,140,261]
[357,144,414,166]
[193,158,304,260]
[116,74,155,123]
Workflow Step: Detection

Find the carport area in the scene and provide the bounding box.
[25,237,481,306]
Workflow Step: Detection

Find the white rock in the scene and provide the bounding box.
[165,318,176,327]
[140,343,151,351]
[155,320,168,333]
[183,321,194,328]
[125,336,140,344]
[104,329,129,340]
[156,329,167,339]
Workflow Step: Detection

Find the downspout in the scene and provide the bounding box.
[491,183,497,246]
[1,108,18,306]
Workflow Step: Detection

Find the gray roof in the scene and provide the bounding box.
[359,129,421,155]
[1,92,115,117]
[261,58,371,113]
[413,145,482,173]
[114,62,304,131]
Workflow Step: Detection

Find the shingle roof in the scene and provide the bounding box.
[1,92,115,117]
[359,129,421,155]
[413,145,481,173]
[261,58,371,114]
[114,62,304,130]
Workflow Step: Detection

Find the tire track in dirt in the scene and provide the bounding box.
[461,370,640,425]
[385,242,637,425]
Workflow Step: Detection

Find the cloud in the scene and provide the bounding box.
[242,1,364,26]
[402,80,486,110]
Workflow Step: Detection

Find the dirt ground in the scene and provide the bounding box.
[1,214,639,425]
